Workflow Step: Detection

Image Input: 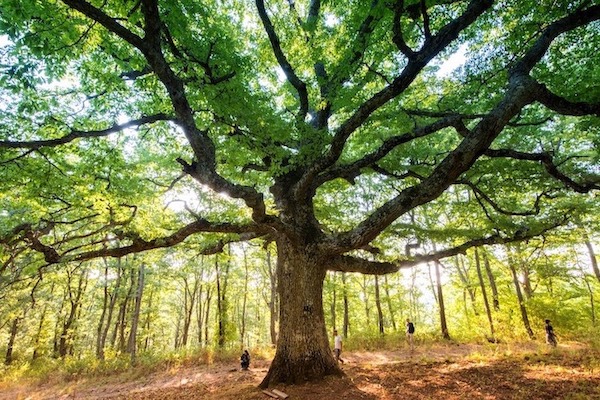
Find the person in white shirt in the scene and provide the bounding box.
[333,329,344,364]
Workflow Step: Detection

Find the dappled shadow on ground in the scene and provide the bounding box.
[3,343,600,399]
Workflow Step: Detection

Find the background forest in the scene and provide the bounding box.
[1,219,599,375]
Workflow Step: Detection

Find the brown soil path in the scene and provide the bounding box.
[2,342,599,399]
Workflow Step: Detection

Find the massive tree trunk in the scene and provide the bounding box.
[260,239,341,388]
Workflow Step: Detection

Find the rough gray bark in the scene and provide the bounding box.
[259,238,342,388]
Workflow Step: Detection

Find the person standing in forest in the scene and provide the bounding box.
[240,350,250,370]
[333,329,344,364]
[406,319,415,350]
[545,319,557,347]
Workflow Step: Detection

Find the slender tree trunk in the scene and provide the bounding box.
[383,275,397,331]
[330,273,337,329]
[260,239,342,388]
[240,246,249,348]
[584,236,600,283]
[33,282,54,361]
[410,268,419,321]
[59,267,87,357]
[143,287,154,351]
[5,317,20,365]
[174,311,182,349]
[204,285,213,347]
[32,306,47,361]
[96,262,110,359]
[266,247,278,345]
[362,276,371,325]
[435,261,451,340]
[576,253,597,325]
[374,275,384,335]
[507,252,534,339]
[100,264,121,358]
[483,251,500,310]
[127,263,145,363]
[116,268,134,353]
[582,273,596,325]
[341,272,349,338]
[52,289,67,357]
[475,248,495,341]
[455,256,478,316]
[196,282,204,346]
[181,275,198,348]
[215,256,225,348]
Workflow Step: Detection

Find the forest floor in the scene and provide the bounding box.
[2,341,600,400]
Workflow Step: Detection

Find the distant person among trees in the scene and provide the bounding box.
[240,350,250,370]
[333,329,344,364]
[545,319,557,347]
[406,319,415,350]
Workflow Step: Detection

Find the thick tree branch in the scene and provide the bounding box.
[391,0,417,58]
[10,218,269,265]
[256,0,309,121]
[60,0,146,49]
[457,179,543,216]
[313,114,465,187]
[531,80,600,116]
[294,0,493,200]
[67,222,269,262]
[326,254,398,275]
[60,0,271,223]
[321,4,599,253]
[510,4,600,76]
[327,219,565,275]
[485,149,600,193]
[0,114,172,149]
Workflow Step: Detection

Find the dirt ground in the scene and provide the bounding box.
[2,342,599,400]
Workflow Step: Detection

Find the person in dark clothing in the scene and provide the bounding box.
[545,319,557,347]
[406,319,415,350]
[240,350,250,370]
